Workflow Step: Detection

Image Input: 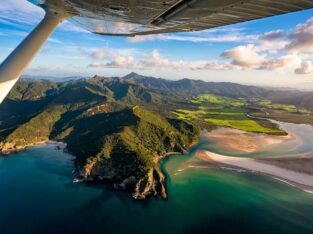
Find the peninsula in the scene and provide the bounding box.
[1,73,312,199]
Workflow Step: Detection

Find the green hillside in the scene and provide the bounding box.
[173,94,287,134]
[0,73,312,199]
[0,79,200,199]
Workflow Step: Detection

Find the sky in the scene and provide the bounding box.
[0,0,313,89]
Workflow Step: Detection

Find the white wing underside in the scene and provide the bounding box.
[29,0,313,36]
[0,0,312,104]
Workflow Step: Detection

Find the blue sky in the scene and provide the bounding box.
[0,0,313,89]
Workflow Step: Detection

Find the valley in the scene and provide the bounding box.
[0,72,312,199]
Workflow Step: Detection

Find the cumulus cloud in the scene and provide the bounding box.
[218,44,301,72]
[189,61,237,71]
[221,44,266,69]
[87,62,104,68]
[259,30,285,41]
[261,55,300,71]
[256,30,289,53]
[88,49,172,69]
[89,49,107,59]
[139,50,171,68]
[82,15,313,76]
[285,17,313,52]
[215,17,313,74]
[188,54,301,72]
[85,47,306,75]
[189,61,223,71]
[85,48,242,72]
[88,55,134,68]
[106,55,135,68]
[295,61,313,74]
[126,16,313,76]
[82,46,139,63]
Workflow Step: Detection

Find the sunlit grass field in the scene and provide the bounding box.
[173,94,285,134]
[251,99,310,114]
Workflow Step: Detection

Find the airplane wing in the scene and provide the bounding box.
[31,0,313,36]
[0,0,312,104]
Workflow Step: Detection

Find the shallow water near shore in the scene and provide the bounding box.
[200,121,313,158]
[1,122,313,234]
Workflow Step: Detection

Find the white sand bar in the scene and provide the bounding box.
[198,151,313,188]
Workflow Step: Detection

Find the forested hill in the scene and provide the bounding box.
[0,72,312,199]
[121,72,313,111]
[18,72,313,111]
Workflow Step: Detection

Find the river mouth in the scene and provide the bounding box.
[194,121,313,158]
[170,121,313,194]
[1,121,313,234]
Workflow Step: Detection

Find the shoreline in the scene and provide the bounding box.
[201,127,294,154]
[0,140,67,156]
[197,150,313,193]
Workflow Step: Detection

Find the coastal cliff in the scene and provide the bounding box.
[0,94,200,199]
[1,74,311,199]
[68,106,199,199]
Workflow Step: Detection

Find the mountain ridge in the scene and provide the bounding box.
[1,72,312,199]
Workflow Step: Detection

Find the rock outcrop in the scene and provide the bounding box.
[0,78,200,200]
[78,158,168,200]
[132,168,167,200]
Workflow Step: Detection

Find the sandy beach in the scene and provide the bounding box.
[203,127,295,154]
[194,122,313,192]
[197,151,313,191]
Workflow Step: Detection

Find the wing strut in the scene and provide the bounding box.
[0,12,67,104]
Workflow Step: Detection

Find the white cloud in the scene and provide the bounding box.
[3,29,28,37]
[128,35,163,43]
[25,66,51,73]
[82,46,139,62]
[256,30,289,53]
[0,0,43,25]
[0,17,21,27]
[59,20,90,33]
[216,17,313,74]
[295,61,313,74]
[85,48,242,72]
[85,46,305,75]
[262,54,300,71]
[0,0,89,33]
[128,30,258,43]
[106,55,134,68]
[87,62,104,68]
[126,16,313,76]
[47,37,63,44]
[88,55,135,68]
[259,30,285,41]
[0,0,41,12]
[5,3,306,78]
[285,17,313,52]
[221,44,266,69]
[89,49,107,59]
[139,49,171,68]
[188,61,237,71]
[159,34,257,43]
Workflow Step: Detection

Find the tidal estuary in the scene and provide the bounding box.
[1,121,313,234]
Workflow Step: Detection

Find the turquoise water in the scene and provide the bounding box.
[1,142,313,234]
[199,121,313,158]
